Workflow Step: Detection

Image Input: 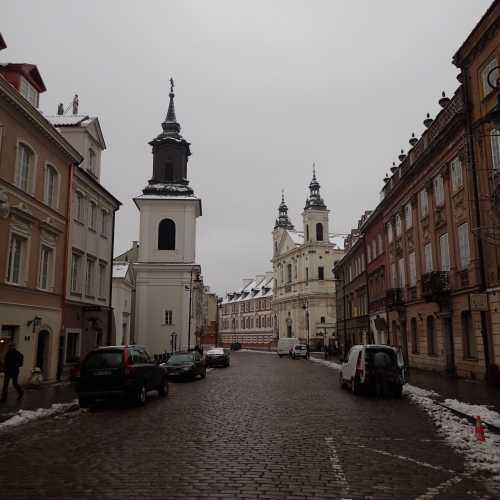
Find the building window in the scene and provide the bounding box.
[420,189,429,218]
[434,175,445,207]
[316,223,323,241]
[411,318,418,354]
[461,311,476,358]
[481,58,498,97]
[287,263,292,283]
[7,234,26,284]
[408,252,416,288]
[19,76,39,107]
[101,210,108,235]
[377,234,383,254]
[387,223,393,243]
[158,218,175,250]
[305,267,309,283]
[65,331,80,363]
[490,129,500,170]
[450,157,463,192]
[99,262,106,298]
[70,253,82,293]
[318,266,324,280]
[424,243,433,273]
[164,310,173,325]
[367,244,371,263]
[16,143,34,192]
[395,214,402,238]
[88,149,96,176]
[398,257,406,288]
[306,225,310,241]
[85,258,95,296]
[391,263,397,288]
[427,316,436,355]
[38,245,53,290]
[458,223,470,270]
[89,201,97,230]
[75,191,85,222]
[43,165,58,208]
[439,233,450,272]
[405,203,412,229]
[372,240,377,260]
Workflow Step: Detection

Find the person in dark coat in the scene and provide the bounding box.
[1,343,24,402]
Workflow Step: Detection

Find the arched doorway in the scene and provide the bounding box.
[36,330,50,378]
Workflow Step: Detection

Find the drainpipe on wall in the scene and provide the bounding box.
[461,67,492,374]
[107,208,117,346]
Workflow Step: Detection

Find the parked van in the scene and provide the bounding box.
[277,337,298,357]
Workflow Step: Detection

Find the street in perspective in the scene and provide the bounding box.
[2,1,500,499]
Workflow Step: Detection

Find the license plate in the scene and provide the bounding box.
[94,370,112,376]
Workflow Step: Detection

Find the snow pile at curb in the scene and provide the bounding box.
[441,398,500,428]
[308,357,342,370]
[406,387,500,482]
[238,349,275,355]
[0,400,78,431]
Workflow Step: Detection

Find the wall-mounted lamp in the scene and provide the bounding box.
[26,316,42,333]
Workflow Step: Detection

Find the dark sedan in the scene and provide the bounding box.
[206,348,230,368]
[165,351,206,380]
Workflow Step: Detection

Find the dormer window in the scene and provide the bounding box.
[20,76,39,107]
[88,149,96,176]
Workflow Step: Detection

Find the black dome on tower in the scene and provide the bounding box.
[304,165,326,210]
[274,192,294,230]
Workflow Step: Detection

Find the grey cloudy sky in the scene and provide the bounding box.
[3,0,492,295]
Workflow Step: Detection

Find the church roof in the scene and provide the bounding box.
[113,262,129,279]
[221,273,273,304]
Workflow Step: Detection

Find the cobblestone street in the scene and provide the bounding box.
[0,352,498,499]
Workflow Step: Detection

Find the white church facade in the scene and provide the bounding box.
[132,82,202,354]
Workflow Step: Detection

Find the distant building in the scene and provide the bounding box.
[111,262,134,345]
[219,273,274,349]
[271,171,344,349]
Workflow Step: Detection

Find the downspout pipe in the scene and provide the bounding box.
[107,208,117,345]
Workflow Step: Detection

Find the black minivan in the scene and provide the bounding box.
[75,345,169,407]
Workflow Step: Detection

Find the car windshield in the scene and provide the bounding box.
[295,345,306,350]
[167,353,194,365]
[83,350,123,370]
[207,349,224,355]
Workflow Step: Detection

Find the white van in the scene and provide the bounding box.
[277,337,298,357]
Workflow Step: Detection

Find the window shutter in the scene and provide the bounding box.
[440,233,450,272]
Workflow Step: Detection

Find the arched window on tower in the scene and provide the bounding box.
[316,223,324,241]
[158,219,176,250]
[306,225,310,241]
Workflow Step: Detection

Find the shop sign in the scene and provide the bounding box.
[470,293,488,311]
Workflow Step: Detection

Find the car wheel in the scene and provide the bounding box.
[201,369,206,379]
[351,376,361,395]
[135,384,147,406]
[78,396,92,408]
[394,384,403,399]
[339,372,346,389]
[158,378,169,398]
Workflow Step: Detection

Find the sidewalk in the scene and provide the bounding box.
[0,381,76,423]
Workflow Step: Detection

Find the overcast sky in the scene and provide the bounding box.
[3,0,492,296]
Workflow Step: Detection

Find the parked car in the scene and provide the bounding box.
[290,344,308,359]
[339,344,406,397]
[277,337,298,357]
[206,348,230,368]
[166,351,206,380]
[75,345,169,408]
[230,342,242,351]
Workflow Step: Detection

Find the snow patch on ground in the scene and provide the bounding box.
[0,400,78,431]
[309,357,342,370]
[441,398,500,429]
[406,390,500,483]
[238,349,275,355]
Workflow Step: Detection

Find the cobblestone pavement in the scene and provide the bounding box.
[0,352,498,499]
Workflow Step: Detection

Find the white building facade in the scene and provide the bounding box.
[272,172,344,350]
[133,85,202,355]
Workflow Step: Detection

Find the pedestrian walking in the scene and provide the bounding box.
[1,343,24,402]
[323,344,328,360]
[306,344,310,360]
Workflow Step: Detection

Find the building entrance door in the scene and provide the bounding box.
[36,330,50,378]
[443,317,456,377]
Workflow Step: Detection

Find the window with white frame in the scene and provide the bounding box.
[164,310,173,325]
[387,222,393,243]
[43,164,58,208]
[70,253,81,293]
[424,243,433,273]
[85,258,95,296]
[89,201,97,230]
[101,209,108,236]
[75,191,85,222]
[440,233,450,272]
[19,76,39,107]
[38,245,53,290]
[490,129,500,170]
[405,203,412,229]
[99,262,106,298]
[420,189,429,218]
[450,157,463,192]
[408,252,416,287]
[372,240,377,260]
[16,143,34,192]
[481,58,498,97]
[65,330,80,363]
[434,175,445,207]
[458,223,471,270]
[395,214,402,237]
[398,257,406,288]
[7,234,26,284]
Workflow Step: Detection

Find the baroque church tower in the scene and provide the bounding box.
[133,81,202,353]
[302,166,330,245]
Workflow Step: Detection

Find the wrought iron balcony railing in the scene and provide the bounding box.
[386,288,403,309]
[422,271,449,303]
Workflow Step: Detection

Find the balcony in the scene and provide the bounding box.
[386,288,403,309]
[422,272,450,303]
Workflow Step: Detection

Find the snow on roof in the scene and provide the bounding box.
[221,273,273,304]
[134,194,198,201]
[45,114,93,127]
[288,230,304,245]
[113,262,129,279]
[329,234,345,250]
